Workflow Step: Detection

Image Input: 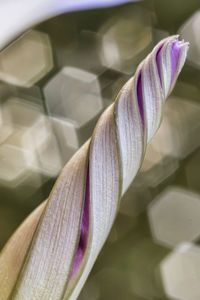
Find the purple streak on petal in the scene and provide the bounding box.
[155,43,164,87]
[71,164,90,278]
[136,71,144,131]
[171,40,181,83]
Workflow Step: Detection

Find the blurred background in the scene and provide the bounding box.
[0,0,200,299]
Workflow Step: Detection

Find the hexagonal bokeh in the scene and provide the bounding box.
[160,243,200,300]
[101,73,129,107]
[99,6,152,74]
[148,187,200,248]
[0,97,62,188]
[0,3,200,299]
[138,143,179,188]
[56,30,106,77]
[0,30,53,87]
[179,10,200,69]
[151,97,200,160]
[1,96,44,127]
[44,66,103,124]
[135,96,200,188]
[0,144,34,187]
[50,116,78,164]
[19,115,62,177]
[44,66,103,150]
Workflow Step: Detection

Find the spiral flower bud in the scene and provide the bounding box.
[0,36,188,300]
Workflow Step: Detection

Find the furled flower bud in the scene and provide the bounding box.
[0,36,188,300]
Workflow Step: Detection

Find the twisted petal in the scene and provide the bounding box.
[0,0,136,50]
[0,36,188,300]
[67,36,188,300]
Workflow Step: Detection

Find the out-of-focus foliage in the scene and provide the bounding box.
[0,1,200,299]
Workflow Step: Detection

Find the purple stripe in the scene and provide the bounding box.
[156,43,164,87]
[136,71,144,131]
[71,164,90,278]
[171,40,181,83]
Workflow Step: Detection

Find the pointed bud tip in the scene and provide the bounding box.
[174,36,190,53]
[159,35,189,47]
